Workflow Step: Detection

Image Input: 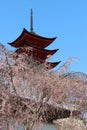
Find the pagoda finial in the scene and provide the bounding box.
[30,8,33,32]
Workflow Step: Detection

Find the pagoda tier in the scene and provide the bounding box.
[8,28,56,49]
[15,46,58,62]
[46,61,61,69]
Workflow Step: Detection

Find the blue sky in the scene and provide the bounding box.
[0,0,87,73]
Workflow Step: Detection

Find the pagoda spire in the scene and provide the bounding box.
[30,8,33,32]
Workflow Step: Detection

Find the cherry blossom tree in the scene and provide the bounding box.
[0,43,86,130]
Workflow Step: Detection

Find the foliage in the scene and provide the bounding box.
[53,117,87,130]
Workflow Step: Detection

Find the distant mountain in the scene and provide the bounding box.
[63,72,87,81]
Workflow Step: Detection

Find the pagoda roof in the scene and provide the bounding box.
[15,46,58,61]
[8,28,57,48]
[46,61,61,69]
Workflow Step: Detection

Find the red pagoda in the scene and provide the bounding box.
[8,9,61,69]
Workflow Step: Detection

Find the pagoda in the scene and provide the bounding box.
[8,9,61,69]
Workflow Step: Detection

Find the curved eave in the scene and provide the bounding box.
[47,61,61,69]
[15,46,58,61]
[8,28,57,48]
